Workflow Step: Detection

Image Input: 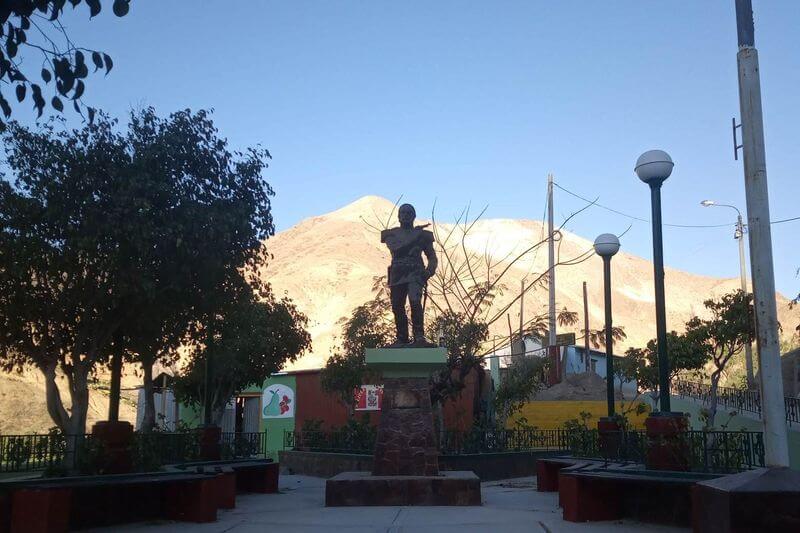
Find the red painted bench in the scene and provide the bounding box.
[558,465,721,526]
[171,459,279,494]
[1,470,226,533]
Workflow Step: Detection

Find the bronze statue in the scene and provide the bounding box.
[380,204,438,347]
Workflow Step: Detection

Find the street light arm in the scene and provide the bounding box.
[703,202,742,218]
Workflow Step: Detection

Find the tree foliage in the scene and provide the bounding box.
[117,107,276,430]
[321,284,392,412]
[622,332,708,395]
[493,354,548,424]
[0,1,130,127]
[0,107,278,434]
[172,281,311,425]
[686,291,755,427]
[0,116,131,434]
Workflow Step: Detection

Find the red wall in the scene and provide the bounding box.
[292,368,479,432]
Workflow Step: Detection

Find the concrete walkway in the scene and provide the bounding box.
[102,475,687,533]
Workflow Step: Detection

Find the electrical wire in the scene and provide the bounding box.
[553,181,799,228]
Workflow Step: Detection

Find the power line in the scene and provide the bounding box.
[553,181,799,229]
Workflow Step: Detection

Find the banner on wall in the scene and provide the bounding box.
[262,384,295,418]
[354,384,383,411]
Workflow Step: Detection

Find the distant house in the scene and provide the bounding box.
[561,345,637,398]
[490,336,637,398]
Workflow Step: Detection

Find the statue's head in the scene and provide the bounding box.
[398,203,416,229]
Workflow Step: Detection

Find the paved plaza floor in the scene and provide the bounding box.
[102,475,687,533]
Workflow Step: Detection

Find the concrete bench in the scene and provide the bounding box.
[535,456,598,492]
[1,470,224,532]
[170,458,279,494]
[558,466,722,526]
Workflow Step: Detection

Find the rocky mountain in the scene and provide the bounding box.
[260,195,799,371]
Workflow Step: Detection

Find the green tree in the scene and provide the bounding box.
[0,1,130,126]
[427,311,488,408]
[172,279,311,425]
[118,107,275,431]
[321,282,392,414]
[686,291,755,428]
[0,116,129,435]
[622,331,708,406]
[493,354,548,425]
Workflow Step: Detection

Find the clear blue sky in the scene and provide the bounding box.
[13,1,800,297]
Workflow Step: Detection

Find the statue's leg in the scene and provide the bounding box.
[408,280,429,345]
[390,284,410,345]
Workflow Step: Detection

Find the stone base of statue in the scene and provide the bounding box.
[325,347,482,507]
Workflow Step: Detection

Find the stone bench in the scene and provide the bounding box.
[0,470,223,532]
[535,456,596,492]
[170,458,279,494]
[558,465,722,526]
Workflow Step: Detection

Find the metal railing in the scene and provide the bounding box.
[283,427,765,474]
[674,379,800,425]
[439,428,568,455]
[283,430,375,454]
[0,430,267,474]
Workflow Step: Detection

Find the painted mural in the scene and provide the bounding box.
[262,383,295,418]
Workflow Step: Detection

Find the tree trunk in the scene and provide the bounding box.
[211,404,226,427]
[707,373,721,429]
[141,361,156,432]
[42,362,70,432]
[64,366,91,473]
[68,366,90,434]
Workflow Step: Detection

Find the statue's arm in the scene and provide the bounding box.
[423,236,438,279]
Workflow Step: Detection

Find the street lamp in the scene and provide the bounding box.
[635,150,674,414]
[594,233,620,418]
[700,200,755,389]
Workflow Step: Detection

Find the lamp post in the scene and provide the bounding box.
[635,150,674,414]
[700,200,755,389]
[594,233,620,418]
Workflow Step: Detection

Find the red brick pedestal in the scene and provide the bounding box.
[645,413,688,471]
[91,420,134,474]
[597,418,622,461]
[199,426,222,461]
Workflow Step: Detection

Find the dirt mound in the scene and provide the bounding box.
[533,372,623,401]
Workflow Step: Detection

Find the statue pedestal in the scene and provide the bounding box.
[325,347,482,506]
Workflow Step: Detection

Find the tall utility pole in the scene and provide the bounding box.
[583,281,591,372]
[735,214,756,389]
[734,0,789,466]
[547,173,556,347]
[519,279,525,344]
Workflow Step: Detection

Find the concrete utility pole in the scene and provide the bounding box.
[519,279,525,346]
[547,173,556,347]
[583,281,591,372]
[734,0,789,466]
[735,214,756,389]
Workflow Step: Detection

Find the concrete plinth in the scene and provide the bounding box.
[597,418,622,460]
[367,348,446,477]
[199,426,221,461]
[91,420,134,474]
[645,412,689,471]
[325,471,481,506]
[692,467,800,532]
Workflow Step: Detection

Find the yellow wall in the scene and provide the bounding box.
[507,401,651,430]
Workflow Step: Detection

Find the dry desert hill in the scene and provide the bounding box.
[3,194,798,434]
[260,195,799,371]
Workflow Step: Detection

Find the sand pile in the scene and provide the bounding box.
[533,372,623,401]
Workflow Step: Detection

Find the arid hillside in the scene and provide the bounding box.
[260,195,799,371]
[4,194,798,434]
